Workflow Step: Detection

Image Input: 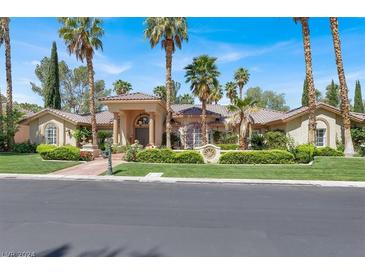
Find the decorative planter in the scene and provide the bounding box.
[194,144,221,163]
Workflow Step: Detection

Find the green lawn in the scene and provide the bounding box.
[0,153,80,174]
[113,157,365,181]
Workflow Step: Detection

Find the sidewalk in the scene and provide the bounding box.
[51,154,123,176]
[0,172,364,188]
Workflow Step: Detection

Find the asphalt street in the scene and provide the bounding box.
[0,178,364,256]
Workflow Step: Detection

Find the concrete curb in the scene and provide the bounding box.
[0,173,365,188]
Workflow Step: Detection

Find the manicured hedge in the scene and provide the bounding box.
[40,145,80,161]
[216,144,239,150]
[315,146,344,157]
[36,144,57,154]
[13,142,37,153]
[219,150,295,164]
[174,151,204,164]
[136,149,204,164]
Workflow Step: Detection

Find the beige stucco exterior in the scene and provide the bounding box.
[24,113,78,146]
[18,97,365,150]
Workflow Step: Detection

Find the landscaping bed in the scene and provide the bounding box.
[112,157,365,181]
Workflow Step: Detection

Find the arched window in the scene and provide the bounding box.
[135,115,149,127]
[45,123,57,145]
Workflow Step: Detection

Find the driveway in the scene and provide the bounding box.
[0,178,364,256]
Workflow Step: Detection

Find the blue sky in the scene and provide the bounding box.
[0,17,364,108]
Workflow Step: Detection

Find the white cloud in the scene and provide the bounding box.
[96,62,132,75]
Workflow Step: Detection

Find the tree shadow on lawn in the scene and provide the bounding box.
[36,243,163,257]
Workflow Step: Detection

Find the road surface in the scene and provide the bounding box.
[0,178,364,256]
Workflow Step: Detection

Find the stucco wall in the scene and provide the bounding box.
[14,125,30,144]
[28,114,77,146]
[282,108,344,148]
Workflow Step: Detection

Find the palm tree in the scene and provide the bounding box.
[209,85,223,104]
[234,67,250,99]
[58,17,104,146]
[329,17,355,156]
[144,17,188,149]
[227,97,257,150]
[225,81,238,103]
[0,18,14,150]
[294,17,316,144]
[113,80,132,95]
[185,55,220,145]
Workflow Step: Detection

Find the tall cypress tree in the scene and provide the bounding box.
[353,80,364,113]
[301,78,309,106]
[325,79,340,107]
[44,41,61,109]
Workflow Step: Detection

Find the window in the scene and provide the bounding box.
[316,128,326,147]
[45,123,57,145]
[135,115,149,127]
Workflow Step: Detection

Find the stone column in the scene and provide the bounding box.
[148,112,155,146]
[113,112,119,145]
[119,111,127,145]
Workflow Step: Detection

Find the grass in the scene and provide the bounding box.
[0,153,80,174]
[112,157,365,181]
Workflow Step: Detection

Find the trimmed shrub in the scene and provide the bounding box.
[216,144,239,150]
[263,131,288,150]
[314,146,344,157]
[213,131,238,144]
[13,142,37,153]
[136,148,175,163]
[124,143,143,162]
[174,151,204,164]
[219,150,295,164]
[293,144,315,163]
[359,145,365,157]
[40,145,80,161]
[36,144,57,154]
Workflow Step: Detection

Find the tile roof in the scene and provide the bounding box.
[99,92,161,101]
[171,104,231,117]
[22,108,114,126]
[249,108,286,124]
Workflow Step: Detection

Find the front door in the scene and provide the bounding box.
[135,128,149,147]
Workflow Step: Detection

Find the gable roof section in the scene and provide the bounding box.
[99,92,161,102]
[172,104,231,117]
[20,108,114,126]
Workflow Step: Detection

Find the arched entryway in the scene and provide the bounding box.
[134,114,150,146]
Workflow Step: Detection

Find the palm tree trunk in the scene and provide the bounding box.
[3,18,14,150]
[239,86,243,99]
[165,40,173,149]
[86,55,98,146]
[330,17,355,157]
[201,99,207,145]
[0,91,3,149]
[300,18,316,144]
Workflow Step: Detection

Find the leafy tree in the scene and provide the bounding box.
[301,78,322,106]
[44,42,61,109]
[246,87,290,111]
[0,17,14,150]
[234,67,250,99]
[294,17,316,145]
[113,80,132,95]
[58,17,104,146]
[153,80,180,102]
[330,17,355,156]
[14,102,42,113]
[175,93,194,104]
[80,80,111,113]
[185,55,220,145]
[225,81,238,103]
[353,80,364,113]
[324,80,340,107]
[30,57,68,100]
[144,17,188,148]
[226,97,257,150]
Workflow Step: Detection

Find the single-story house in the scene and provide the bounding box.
[18,92,365,149]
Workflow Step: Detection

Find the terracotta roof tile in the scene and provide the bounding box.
[99,92,161,101]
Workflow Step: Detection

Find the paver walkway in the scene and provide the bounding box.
[52,154,123,176]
